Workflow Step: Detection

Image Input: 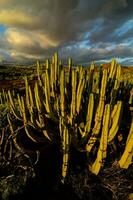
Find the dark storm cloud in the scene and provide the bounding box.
[0,0,133,64]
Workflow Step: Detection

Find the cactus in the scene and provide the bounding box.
[60,69,65,117]
[76,68,85,114]
[54,52,58,86]
[119,119,133,169]
[108,101,122,142]
[90,104,110,175]
[36,60,42,86]
[70,69,77,123]
[83,93,94,138]
[62,125,70,183]
[86,69,108,152]
[4,53,133,183]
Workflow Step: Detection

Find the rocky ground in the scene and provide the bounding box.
[0,142,133,200]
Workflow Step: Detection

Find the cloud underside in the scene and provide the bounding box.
[0,0,133,65]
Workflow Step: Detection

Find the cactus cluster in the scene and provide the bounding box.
[3,53,133,182]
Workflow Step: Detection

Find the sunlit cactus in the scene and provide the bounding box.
[4,52,133,183]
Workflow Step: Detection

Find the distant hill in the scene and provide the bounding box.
[101,63,133,72]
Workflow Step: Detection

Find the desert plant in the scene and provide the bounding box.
[5,53,133,183]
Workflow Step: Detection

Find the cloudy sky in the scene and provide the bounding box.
[0,0,133,65]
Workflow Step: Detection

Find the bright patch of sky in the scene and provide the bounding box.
[123,38,133,46]
[113,19,133,37]
[78,40,89,48]
[96,57,133,66]
[0,24,7,33]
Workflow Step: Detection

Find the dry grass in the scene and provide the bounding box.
[67,162,133,200]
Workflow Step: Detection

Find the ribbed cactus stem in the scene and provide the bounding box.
[28,86,34,108]
[76,69,85,114]
[45,59,49,70]
[60,69,65,117]
[86,69,107,152]
[8,90,22,120]
[90,104,110,175]
[50,63,55,97]
[25,77,30,109]
[17,93,23,117]
[83,93,94,137]
[109,59,116,79]
[34,82,41,113]
[8,90,15,109]
[108,101,122,142]
[54,52,58,86]
[21,96,27,124]
[70,69,77,123]
[36,60,42,86]
[90,62,95,71]
[67,58,72,83]
[100,69,108,98]
[43,72,52,115]
[119,119,133,169]
[62,126,70,183]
